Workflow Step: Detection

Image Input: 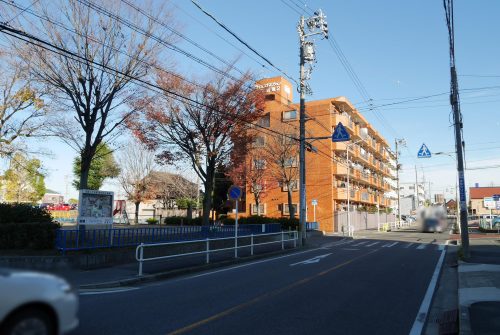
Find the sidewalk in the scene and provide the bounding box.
[54,232,345,290]
[458,238,500,334]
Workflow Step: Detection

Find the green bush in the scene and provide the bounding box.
[0,222,60,249]
[0,203,59,249]
[221,216,299,230]
[0,203,52,224]
[163,216,207,226]
[146,218,159,225]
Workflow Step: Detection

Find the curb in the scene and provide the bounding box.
[79,247,306,290]
[457,261,471,335]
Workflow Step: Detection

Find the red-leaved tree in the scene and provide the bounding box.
[127,71,264,225]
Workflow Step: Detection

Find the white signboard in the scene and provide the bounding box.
[78,189,114,225]
[484,197,496,209]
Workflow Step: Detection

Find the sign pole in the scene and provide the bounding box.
[235,199,238,258]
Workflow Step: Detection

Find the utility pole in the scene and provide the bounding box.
[414,165,418,210]
[395,138,405,222]
[444,0,469,257]
[297,10,328,246]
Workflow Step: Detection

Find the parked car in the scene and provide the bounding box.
[39,203,53,210]
[0,268,78,335]
[51,203,72,211]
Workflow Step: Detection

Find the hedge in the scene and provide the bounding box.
[0,203,59,249]
[0,222,60,249]
[0,203,52,224]
[161,215,299,230]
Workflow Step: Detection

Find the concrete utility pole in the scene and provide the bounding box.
[444,0,470,257]
[395,138,406,222]
[414,165,418,210]
[297,10,328,245]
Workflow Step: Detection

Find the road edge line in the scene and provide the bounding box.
[409,244,447,335]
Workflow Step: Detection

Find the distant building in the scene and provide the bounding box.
[398,183,426,215]
[434,193,445,204]
[446,199,457,214]
[42,189,64,204]
[469,186,500,215]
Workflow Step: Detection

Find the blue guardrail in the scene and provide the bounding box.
[55,224,281,252]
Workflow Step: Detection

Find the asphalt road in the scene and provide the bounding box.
[72,229,449,335]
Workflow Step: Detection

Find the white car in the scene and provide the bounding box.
[0,268,78,335]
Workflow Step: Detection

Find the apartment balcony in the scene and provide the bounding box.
[332,164,348,175]
[333,188,360,202]
[332,141,348,152]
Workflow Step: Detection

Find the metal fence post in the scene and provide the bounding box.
[294,231,297,248]
[251,234,254,255]
[206,238,210,264]
[281,231,284,250]
[138,243,144,276]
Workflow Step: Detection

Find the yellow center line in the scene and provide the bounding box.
[167,249,379,335]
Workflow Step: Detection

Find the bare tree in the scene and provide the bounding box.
[263,124,299,219]
[118,140,155,224]
[0,52,46,157]
[128,71,264,225]
[3,0,176,189]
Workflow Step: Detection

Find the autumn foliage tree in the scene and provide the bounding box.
[128,71,264,225]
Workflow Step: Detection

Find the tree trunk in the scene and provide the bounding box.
[256,197,261,216]
[79,148,93,190]
[134,201,140,225]
[202,172,214,226]
[287,186,295,219]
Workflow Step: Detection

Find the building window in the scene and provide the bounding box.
[409,186,415,190]
[283,110,297,121]
[280,180,298,192]
[265,94,275,101]
[253,136,265,147]
[282,133,295,144]
[282,203,298,215]
[253,159,266,169]
[256,113,270,127]
[251,203,266,215]
[283,157,298,168]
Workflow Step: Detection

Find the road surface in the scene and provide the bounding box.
[72,228,449,335]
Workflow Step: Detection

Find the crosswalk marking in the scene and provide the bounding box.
[353,241,368,246]
[438,245,445,251]
[382,242,399,248]
[366,241,379,247]
[404,243,415,248]
[417,244,427,250]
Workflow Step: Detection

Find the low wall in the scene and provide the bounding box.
[334,212,396,232]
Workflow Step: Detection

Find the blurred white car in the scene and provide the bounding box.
[0,268,78,335]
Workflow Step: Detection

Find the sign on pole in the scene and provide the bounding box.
[228,185,242,201]
[332,122,350,142]
[311,199,318,206]
[417,143,432,158]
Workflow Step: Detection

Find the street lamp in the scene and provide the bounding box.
[434,151,460,233]
[346,138,364,237]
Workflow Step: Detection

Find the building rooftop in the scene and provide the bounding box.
[469,187,500,199]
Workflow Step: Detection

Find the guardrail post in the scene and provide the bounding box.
[138,243,144,276]
[281,231,284,250]
[251,234,254,256]
[206,238,210,264]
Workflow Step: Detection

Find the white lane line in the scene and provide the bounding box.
[184,247,323,281]
[352,241,368,246]
[417,244,427,250]
[365,242,380,247]
[382,242,399,248]
[409,247,447,335]
[404,243,415,249]
[342,248,360,251]
[438,244,445,251]
[79,287,139,296]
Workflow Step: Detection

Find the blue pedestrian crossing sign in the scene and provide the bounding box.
[417,143,432,158]
[332,122,350,142]
[228,185,242,200]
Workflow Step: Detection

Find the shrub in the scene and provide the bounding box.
[0,203,52,224]
[146,218,159,225]
[163,216,207,226]
[0,203,59,249]
[221,216,299,230]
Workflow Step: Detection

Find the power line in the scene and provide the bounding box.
[190,0,298,86]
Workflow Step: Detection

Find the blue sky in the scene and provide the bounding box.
[4,0,500,201]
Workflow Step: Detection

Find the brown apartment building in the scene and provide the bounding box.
[239,76,396,233]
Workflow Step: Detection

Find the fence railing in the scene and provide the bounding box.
[55,223,281,252]
[377,220,411,232]
[135,230,298,276]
